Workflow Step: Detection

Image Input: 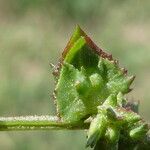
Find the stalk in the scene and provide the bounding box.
[0,115,89,131]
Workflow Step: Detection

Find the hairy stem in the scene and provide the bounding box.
[0,115,89,131]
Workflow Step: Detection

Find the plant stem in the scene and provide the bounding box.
[0,115,89,131]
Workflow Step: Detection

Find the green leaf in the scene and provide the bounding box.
[52,25,149,149]
[55,26,134,123]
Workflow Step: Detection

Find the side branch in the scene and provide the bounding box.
[0,115,89,131]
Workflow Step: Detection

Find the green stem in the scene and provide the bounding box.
[0,115,89,131]
[0,115,150,149]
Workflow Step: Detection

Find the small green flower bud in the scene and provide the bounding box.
[130,124,149,140]
[86,114,107,148]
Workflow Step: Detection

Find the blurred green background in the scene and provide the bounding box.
[0,0,150,149]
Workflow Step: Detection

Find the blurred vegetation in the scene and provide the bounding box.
[0,0,150,149]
